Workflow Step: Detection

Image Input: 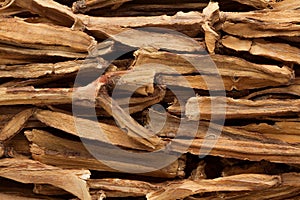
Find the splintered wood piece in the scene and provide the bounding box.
[0,158,91,200]
[0,59,103,79]
[222,36,300,64]
[250,39,300,64]
[83,11,205,38]
[0,85,162,149]
[25,129,183,178]
[0,17,96,52]
[221,10,300,38]
[14,0,82,27]
[244,79,300,99]
[185,186,300,200]
[92,27,205,53]
[172,138,300,164]
[0,44,88,64]
[202,2,220,54]
[116,85,166,114]
[87,2,208,17]
[107,68,155,96]
[232,0,269,9]
[185,96,300,120]
[146,109,280,143]
[234,121,300,144]
[132,50,294,89]
[0,108,35,142]
[146,174,280,200]
[88,178,160,197]
[34,109,155,150]
[271,0,300,10]
[72,0,132,13]
[0,87,73,105]
[158,73,293,91]
[96,92,163,149]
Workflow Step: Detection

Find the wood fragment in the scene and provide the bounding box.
[222,10,300,38]
[0,158,91,200]
[222,36,300,64]
[34,109,156,150]
[0,17,96,52]
[25,129,183,178]
[146,174,280,200]
[133,49,294,90]
[72,0,133,13]
[185,96,300,120]
[0,108,35,142]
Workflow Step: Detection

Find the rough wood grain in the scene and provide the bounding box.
[146,174,280,200]
[185,97,300,120]
[25,129,184,178]
[0,158,91,200]
[222,10,300,38]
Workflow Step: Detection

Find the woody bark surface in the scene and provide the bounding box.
[0,0,300,199]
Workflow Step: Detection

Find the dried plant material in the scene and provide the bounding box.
[133,49,294,88]
[202,23,219,54]
[14,0,82,27]
[97,95,162,149]
[221,35,252,51]
[174,138,300,164]
[250,40,300,64]
[1,1,300,199]
[244,79,300,99]
[234,121,300,144]
[25,129,183,178]
[0,158,91,200]
[282,173,300,187]
[34,109,156,150]
[0,45,88,65]
[146,174,280,200]
[117,86,166,114]
[107,68,155,96]
[202,2,220,54]
[222,36,300,64]
[222,10,300,38]
[83,11,205,38]
[0,59,102,79]
[72,0,132,13]
[185,186,300,200]
[271,0,300,10]
[0,108,35,142]
[0,17,96,52]
[93,27,204,53]
[0,87,73,106]
[185,96,300,120]
[88,2,208,17]
[88,178,160,197]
